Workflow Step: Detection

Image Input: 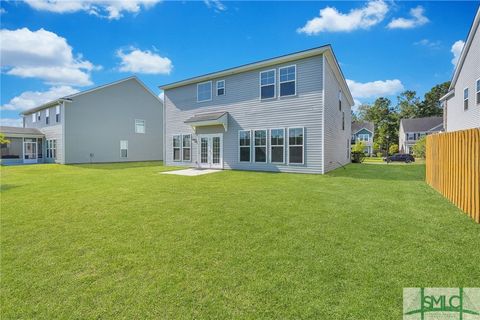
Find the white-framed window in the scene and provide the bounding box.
[120,140,128,158]
[342,111,345,131]
[279,65,296,97]
[216,80,225,96]
[358,133,370,142]
[56,105,60,122]
[254,129,267,163]
[239,130,251,162]
[46,139,57,159]
[197,81,212,102]
[260,69,276,99]
[135,119,146,134]
[37,112,41,121]
[270,128,284,163]
[339,91,342,111]
[32,113,36,123]
[464,87,469,110]
[476,79,480,105]
[182,134,191,162]
[46,109,50,125]
[288,127,304,164]
[172,135,181,161]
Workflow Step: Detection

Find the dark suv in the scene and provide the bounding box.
[384,153,415,163]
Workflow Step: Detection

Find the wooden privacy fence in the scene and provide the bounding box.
[426,128,480,223]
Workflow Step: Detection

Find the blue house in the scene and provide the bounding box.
[351,121,375,155]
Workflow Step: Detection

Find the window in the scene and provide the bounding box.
[182,134,191,161]
[135,119,146,134]
[37,112,41,121]
[239,130,251,162]
[270,128,284,163]
[46,139,57,159]
[339,91,342,111]
[32,113,36,123]
[342,112,345,130]
[216,80,225,96]
[464,88,469,110]
[279,65,296,97]
[120,140,128,158]
[37,138,43,158]
[46,109,50,125]
[476,79,480,105]
[197,81,212,102]
[358,134,370,142]
[172,135,181,161]
[260,69,275,99]
[254,130,267,163]
[288,127,304,164]
[56,105,60,122]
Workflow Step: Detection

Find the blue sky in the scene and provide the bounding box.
[1,0,478,126]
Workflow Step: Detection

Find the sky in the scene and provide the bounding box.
[1,0,478,127]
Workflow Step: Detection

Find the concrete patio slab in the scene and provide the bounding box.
[161,168,221,176]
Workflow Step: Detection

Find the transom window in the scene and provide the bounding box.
[135,119,146,134]
[464,88,469,110]
[476,79,480,105]
[197,81,212,102]
[279,65,296,97]
[182,134,191,162]
[239,130,251,162]
[254,130,267,163]
[288,127,304,164]
[260,70,275,99]
[120,140,128,158]
[216,80,225,96]
[270,128,284,163]
[173,135,181,161]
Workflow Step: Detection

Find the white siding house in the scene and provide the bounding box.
[440,7,480,132]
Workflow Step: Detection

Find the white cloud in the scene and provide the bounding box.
[297,0,388,35]
[0,118,23,127]
[0,8,6,14]
[387,6,429,29]
[451,40,465,66]
[203,0,226,12]
[1,86,79,111]
[1,28,99,86]
[23,0,161,20]
[346,79,404,99]
[414,39,441,48]
[117,48,172,75]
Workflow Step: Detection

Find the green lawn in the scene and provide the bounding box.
[1,162,479,319]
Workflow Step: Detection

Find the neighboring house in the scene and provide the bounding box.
[399,116,444,154]
[1,76,163,165]
[440,7,480,132]
[351,121,374,155]
[161,45,354,174]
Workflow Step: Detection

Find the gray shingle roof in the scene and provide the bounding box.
[185,111,228,123]
[351,121,374,134]
[0,126,43,135]
[400,116,444,132]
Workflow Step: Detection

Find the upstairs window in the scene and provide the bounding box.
[254,130,267,163]
[288,127,304,164]
[279,65,296,97]
[46,109,50,125]
[56,105,60,122]
[135,119,146,134]
[270,128,284,163]
[32,113,36,123]
[182,134,191,162]
[464,88,469,110]
[260,69,275,99]
[216,80,225,96]
[37,112,41,121]
[197,81,212,102]
[173,135,181,161]
[339,91,342,111]
[239,130,251,162]
[342,112,345,130]
[476,79,480,105]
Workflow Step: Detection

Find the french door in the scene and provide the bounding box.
[23,138,38,164]
[198,134,223,169]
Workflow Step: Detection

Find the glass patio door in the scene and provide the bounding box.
[198,134,223,169]
[23,138,38,164]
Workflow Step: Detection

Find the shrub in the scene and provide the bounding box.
[376,152,383,158]
[352,141,366,153]
[389,144,399,155]
[351,151,366,163]
[413,136,426,158]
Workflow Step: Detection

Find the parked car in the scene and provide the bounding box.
[383,153,415,163]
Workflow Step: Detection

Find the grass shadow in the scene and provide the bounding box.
[328,163,425,182]
[69,161,164,170]
[0,184,18,192]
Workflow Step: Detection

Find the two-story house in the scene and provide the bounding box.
[399,116,444,154]
[440,7,480,132]
[161,45,353,174]
[351,121,374,155]
[1,76,163,164]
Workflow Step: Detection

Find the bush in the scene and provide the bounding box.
[389,144,399,155]
[351,151,366,163]
[376,152,383,157]
[413,136,426,158]
[352,141,366,153]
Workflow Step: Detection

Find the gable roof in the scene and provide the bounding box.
[159,45,354,106]
[352,121,374,134]
[449,6,480,90]
[20,76,162,115]
[400,116,444,133]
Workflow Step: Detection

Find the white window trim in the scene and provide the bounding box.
[259,69,276,100]
[253,129,267,163]
[120,140,128,158]
[197,81,213,103]
[55,105,60,122]
[182,134,192,162]
[32,113,36,123]
[135,119,146,134]
[476,78,480,105]
[238,130,251,162]
[278,65,297,97]
[216,80,225,96]
[172,134,182,162]
[269,128,285,164]
[464,87,469,110]
[287,127,305,165]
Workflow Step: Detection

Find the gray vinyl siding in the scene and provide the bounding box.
[64,78,163,164]
[23,104,64,129]
[41,125,64,164]
[323,58,352,172]
[165,55,325,174]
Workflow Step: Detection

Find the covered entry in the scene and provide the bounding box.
[0,126,44,165]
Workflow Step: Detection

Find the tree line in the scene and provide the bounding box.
[352,81,450,154]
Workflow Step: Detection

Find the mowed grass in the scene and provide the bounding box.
[1,162,479,319]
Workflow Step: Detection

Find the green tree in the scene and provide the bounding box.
[417,81,450,117]
[352,141,366,153]
[412,136,427,158]
[389,144,399,155]
[0,133,10,145]
[397,90,421,119]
